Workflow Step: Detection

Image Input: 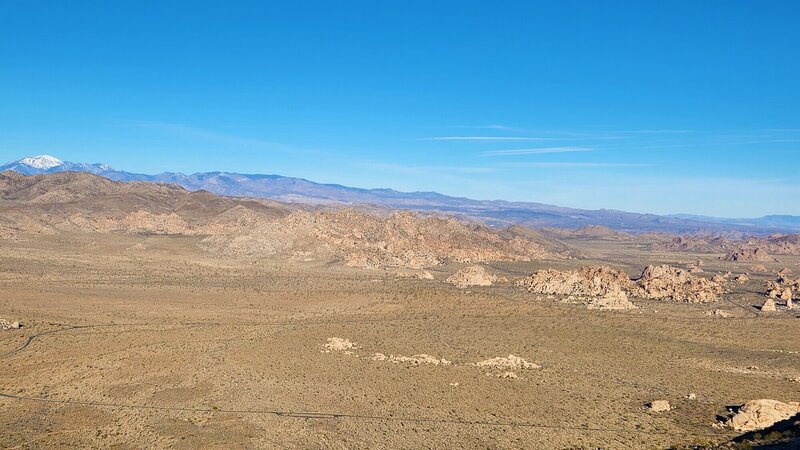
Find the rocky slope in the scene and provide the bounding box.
[0,171,568,268]
[200,209,565,268]
[4,155,797,234]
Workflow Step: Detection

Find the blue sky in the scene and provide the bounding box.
[1,1,799,217]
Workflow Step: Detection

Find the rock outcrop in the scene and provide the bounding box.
[721,247,772,262]
[518,264,724,303]
[446,265,498,288]
[647,400,672,412]
[761,298,777,312]
[203,210,567,269]
[0,318,21,331]
[587,288,637,310]
[766,273,799,309]
[658,233,800,259]
[637,265,723,303]
[371,353,452,366]
[727,399,800,432]
[712,273,728,284]
[516,265,638,297]
[653,235,734,253]
[323,337,358,352]
[474,355,541,370]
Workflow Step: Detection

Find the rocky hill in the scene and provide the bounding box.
[653,232,800,259]
[4,155,798,234]
[0,171,569,268]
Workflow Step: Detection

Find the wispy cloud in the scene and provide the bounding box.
[745,138,800,144]
[482,146,592,156]
[448,124,522,132]
[358,162,497,175]
[424,136,564,141]
[500,162,654,168]
[443,127,693,137]
[612,129,693,134]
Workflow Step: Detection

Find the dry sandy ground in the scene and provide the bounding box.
[0,234,798,449]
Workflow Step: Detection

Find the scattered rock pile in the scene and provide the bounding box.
[646,400,672,413]
[637,265,723,303]
[765,273,798,309]
[322,339,542,376]
[516,265,638,297]
[474,355,541,371]
[474,355,541,379]
[704,309,730,318]
[371,353,452,366]
[727,399,800,432]
[0,318,21,331]
[518,264,724,303]
[446,265,497,288]
[587,287,638,310]
[323,338,454,366]
[493,371,519,379]
[323,337,358,352]
[711,273,728,284]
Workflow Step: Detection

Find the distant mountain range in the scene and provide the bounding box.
[667,214,800,230]
[3,155,798,234]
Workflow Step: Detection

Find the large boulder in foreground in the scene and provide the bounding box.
[728,399,800,432]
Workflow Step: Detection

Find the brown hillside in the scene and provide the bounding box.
[0,171,569,268]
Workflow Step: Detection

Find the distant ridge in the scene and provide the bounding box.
[2,155,798,234]
[668,213,800,230]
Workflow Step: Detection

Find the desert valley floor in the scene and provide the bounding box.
[1,233,798,449]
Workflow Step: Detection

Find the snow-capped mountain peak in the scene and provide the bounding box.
[1,155,114,176]
[18,155,64,169]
